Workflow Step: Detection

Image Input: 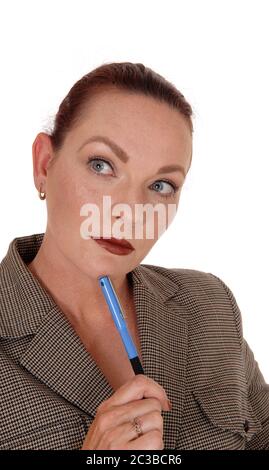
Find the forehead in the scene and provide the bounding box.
[83,88,190,133]
[70,88,192,166]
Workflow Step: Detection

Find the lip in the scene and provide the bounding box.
[91,237,135,256]
[92,237,134,249]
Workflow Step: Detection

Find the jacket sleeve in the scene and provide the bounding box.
[209,273,269,450]
[242,338,269,449]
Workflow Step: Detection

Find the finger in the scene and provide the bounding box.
[98,375,169,412]
[128,411,163,441]
[82,399,154,450]
[97,397,163,434]
[126,429,164,450]
[97,411,163,450]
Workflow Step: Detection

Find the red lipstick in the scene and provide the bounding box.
[92,237,135,256]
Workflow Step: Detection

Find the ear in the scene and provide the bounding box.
[31,132,56,192]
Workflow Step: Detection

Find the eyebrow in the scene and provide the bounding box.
[78,135,186,178]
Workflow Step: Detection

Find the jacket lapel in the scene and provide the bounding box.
[18,264,187,449]
[133,266,188,449]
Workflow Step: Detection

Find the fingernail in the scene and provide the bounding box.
[167,399,172,411]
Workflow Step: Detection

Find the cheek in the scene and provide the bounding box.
[46,166,103,230]
[73,179,100,209]
[142,209,171,240]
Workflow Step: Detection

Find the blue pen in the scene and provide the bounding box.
[98,275,144,375]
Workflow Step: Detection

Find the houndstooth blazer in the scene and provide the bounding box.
[0,233,268,450]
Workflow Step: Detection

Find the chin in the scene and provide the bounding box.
[81,257,128,280]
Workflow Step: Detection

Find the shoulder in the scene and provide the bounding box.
[140,262,234,297]
[139,263,243,342]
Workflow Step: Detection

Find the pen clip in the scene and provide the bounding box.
[119,304,127,320]
[110,281,127,321]
[117,297,127,320]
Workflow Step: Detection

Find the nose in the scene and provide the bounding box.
[112,201,144,229]
[110,187,146,236]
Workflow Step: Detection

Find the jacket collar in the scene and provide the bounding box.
[0,233,188,449]
[0,233,56,337]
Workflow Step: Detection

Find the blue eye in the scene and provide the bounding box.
[87,156,179,198]
[151,180,179,198]
[87,156,114,175]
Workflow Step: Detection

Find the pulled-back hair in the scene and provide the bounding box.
[47,61,194,154]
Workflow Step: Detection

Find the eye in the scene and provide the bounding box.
[86,157,180,198]
[87,156,114,176]
[150,180,179,199]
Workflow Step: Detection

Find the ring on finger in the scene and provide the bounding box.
[132,416,143,438]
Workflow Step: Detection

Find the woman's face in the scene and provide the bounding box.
[35,89,192,281]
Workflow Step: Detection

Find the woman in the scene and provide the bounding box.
[0,62,268,450]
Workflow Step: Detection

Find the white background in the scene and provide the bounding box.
[0,0,268,380]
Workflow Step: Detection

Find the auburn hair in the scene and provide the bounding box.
[47,61,194,155]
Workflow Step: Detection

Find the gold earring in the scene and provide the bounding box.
[39,185,46,200]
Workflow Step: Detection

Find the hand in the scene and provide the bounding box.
[81,374,172,450]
